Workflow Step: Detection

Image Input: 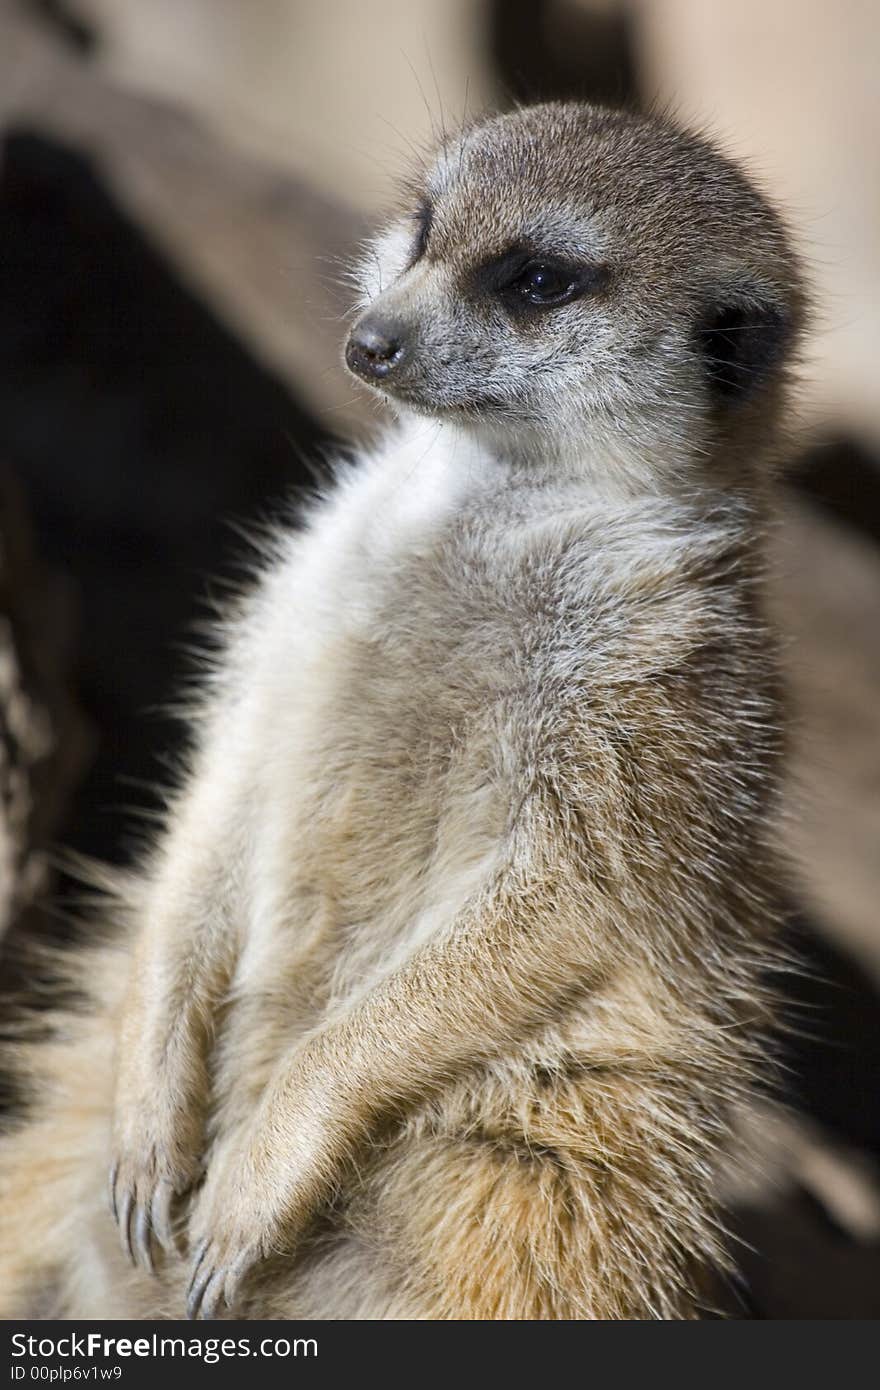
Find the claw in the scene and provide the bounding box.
[186,1257,213,1321]
[190,1237,209,1278]
[224,1252,251,1310]
[108,1164,118,1222]
[198,1270,226,1321]
[118,1188,135,1265]
[133,1201,155,1274]
[151,1181,175,1252]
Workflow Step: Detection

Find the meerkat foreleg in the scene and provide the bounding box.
[109,776,245,1270]
[185,813,600,1319]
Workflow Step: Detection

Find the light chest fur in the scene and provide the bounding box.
[214,417,732,1027]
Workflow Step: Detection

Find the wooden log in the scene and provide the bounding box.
[0,7,372,438]
[0,465,89,942]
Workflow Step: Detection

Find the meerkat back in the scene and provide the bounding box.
[0,102,805,1320]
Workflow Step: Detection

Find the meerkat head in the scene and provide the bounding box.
[345,102,805,472]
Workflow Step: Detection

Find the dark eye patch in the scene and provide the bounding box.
[409,199,433,264]
[467,243,608,312]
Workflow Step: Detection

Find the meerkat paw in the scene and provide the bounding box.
[185,1168,277,1319]
[184,1132,321,1319]
[110,1101,205,1273]
[185,1226,266,1321]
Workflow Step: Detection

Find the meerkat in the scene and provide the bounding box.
[0,101,805,1321]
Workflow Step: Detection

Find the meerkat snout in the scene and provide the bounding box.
[346,314,407,382]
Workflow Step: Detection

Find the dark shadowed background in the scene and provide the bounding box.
[0,0,878,1318]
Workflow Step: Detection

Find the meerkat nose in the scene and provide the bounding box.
[346,315,407,382]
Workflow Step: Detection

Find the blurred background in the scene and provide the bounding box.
[0,0,878,1317]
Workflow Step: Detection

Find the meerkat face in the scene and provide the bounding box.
[345,103,804,451]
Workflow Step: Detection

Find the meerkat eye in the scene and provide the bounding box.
[471,248,606,309]
[409,199,433,264]
[511,261,579,306]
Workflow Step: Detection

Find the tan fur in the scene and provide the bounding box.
[0,102,805,1320]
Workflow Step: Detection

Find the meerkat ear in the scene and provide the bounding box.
[698,285,792,402]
